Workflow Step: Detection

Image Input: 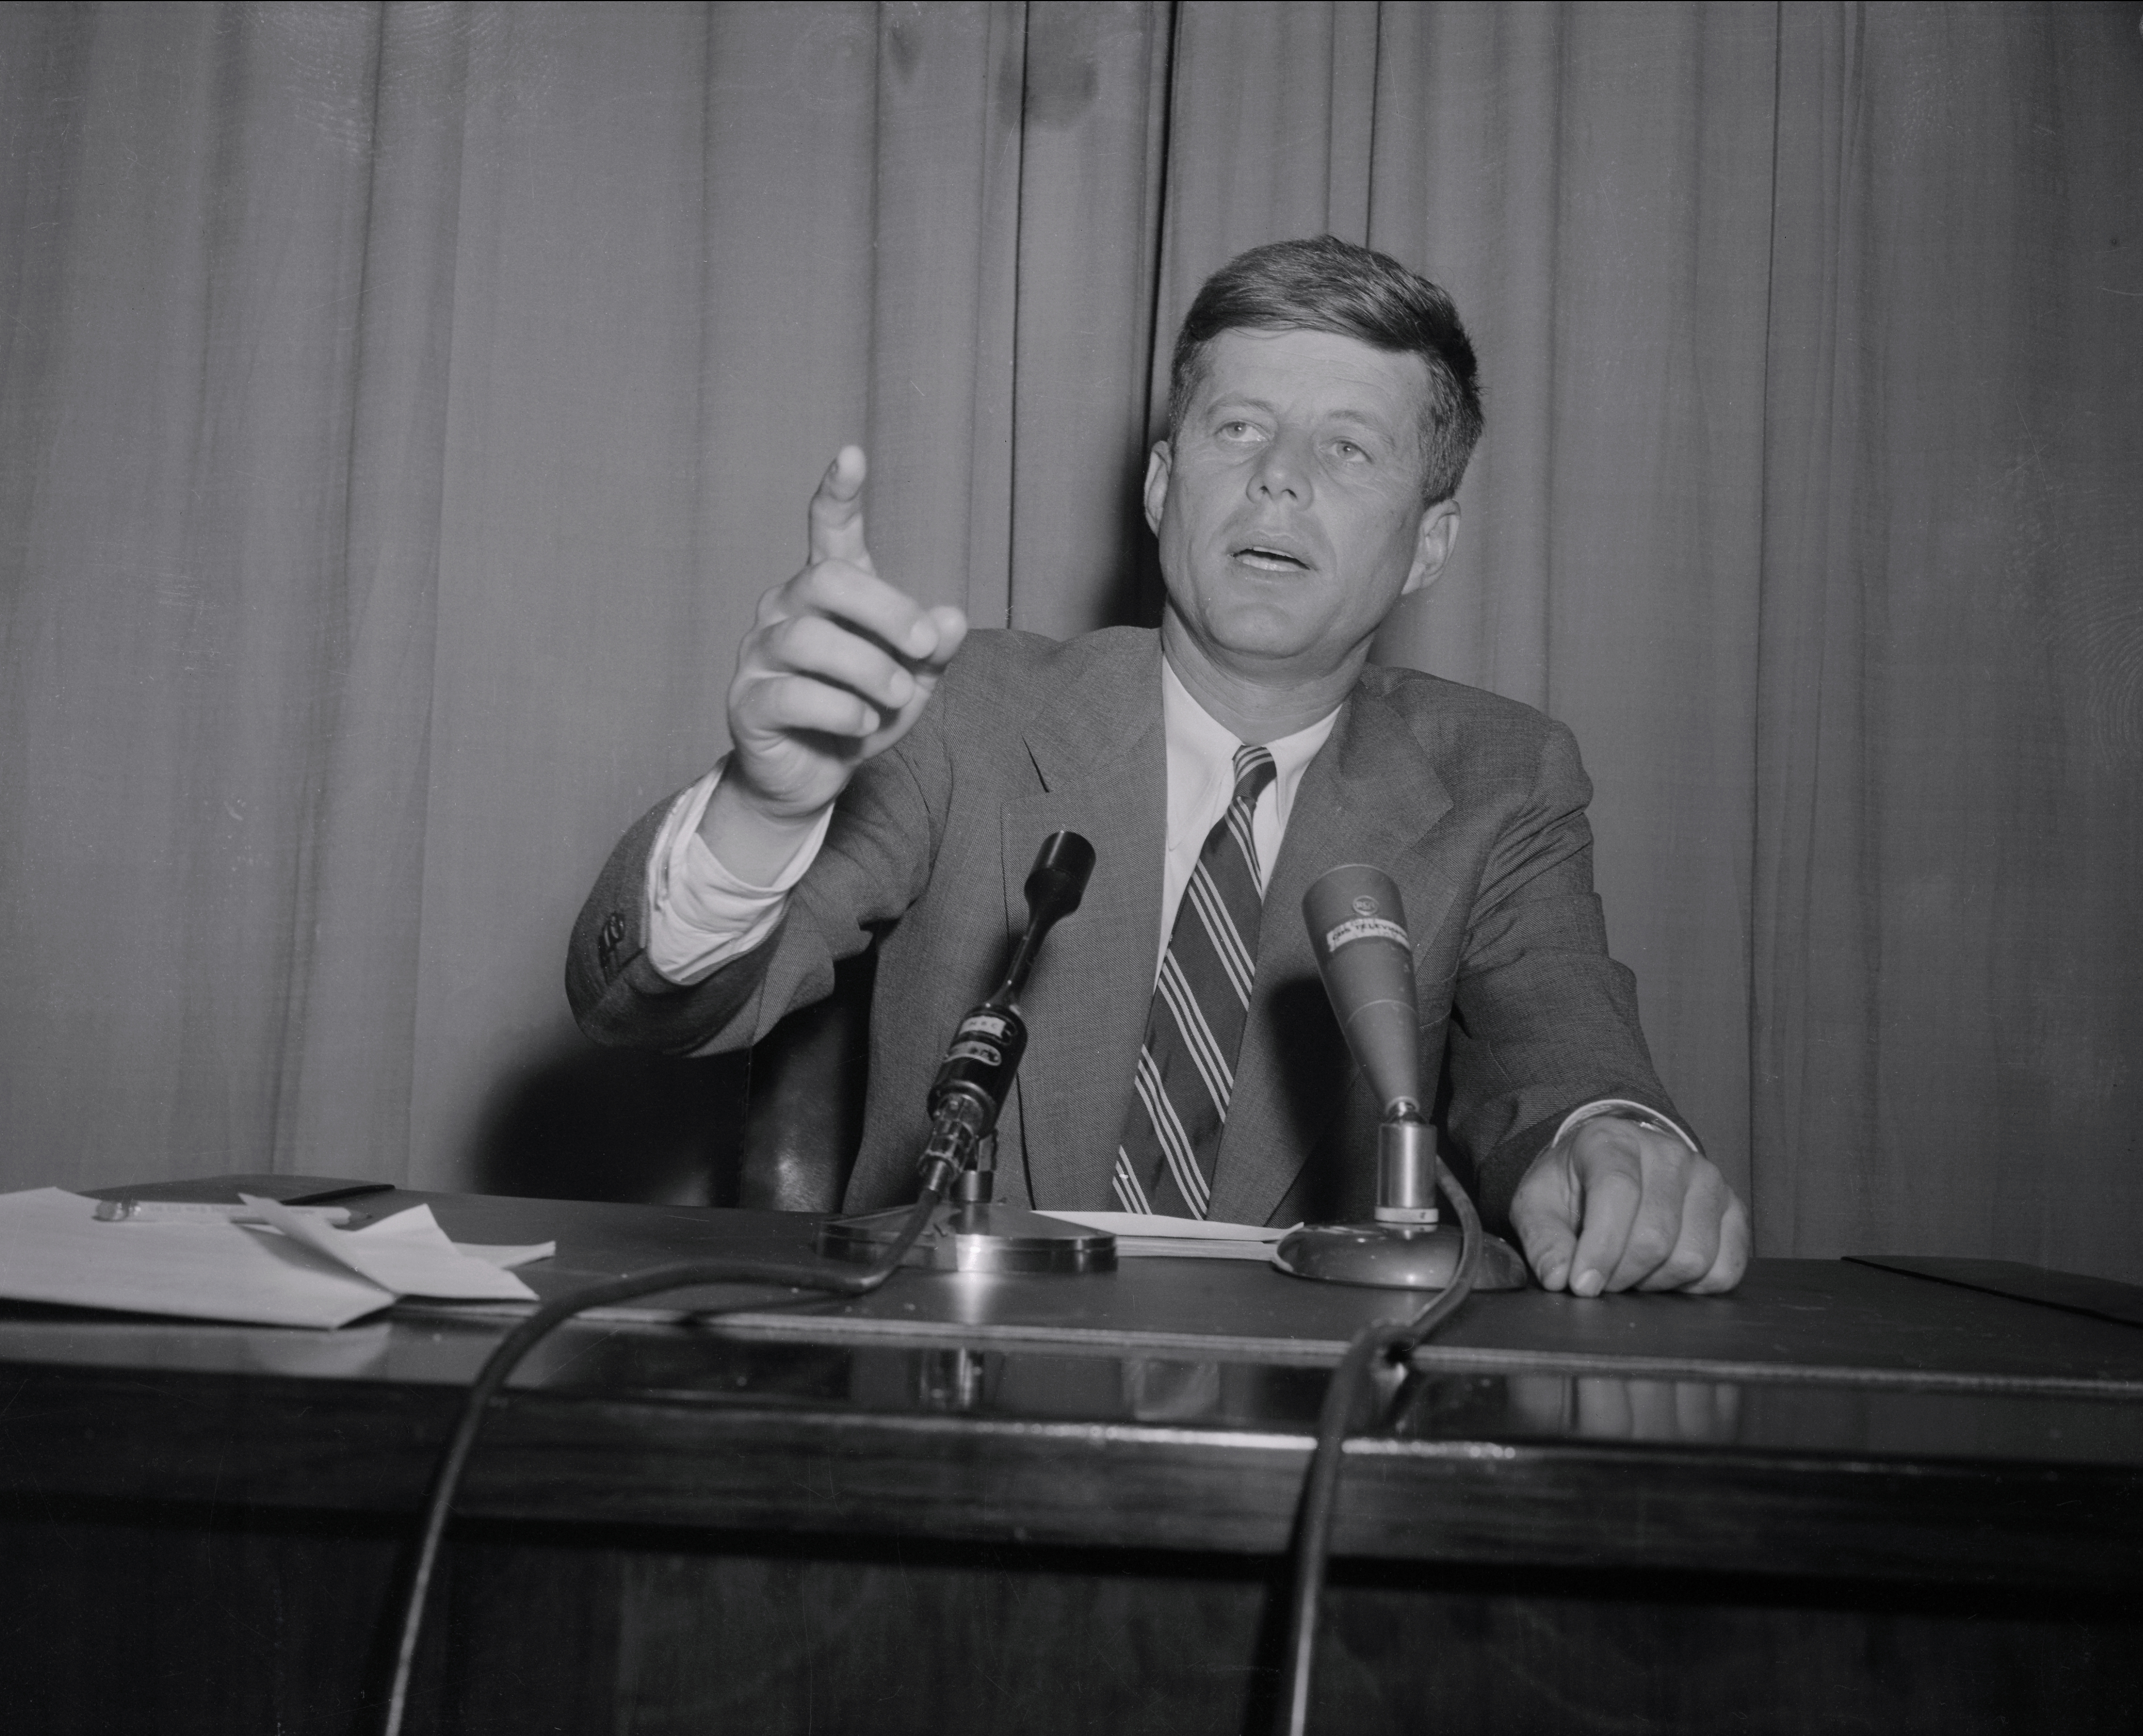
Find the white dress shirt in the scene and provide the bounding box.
[640,767,829,985]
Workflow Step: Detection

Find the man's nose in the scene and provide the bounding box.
[1248,431,1311,503]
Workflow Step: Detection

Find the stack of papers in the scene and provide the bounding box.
[1036,1210,1290,1261]
[0,1187,552,1329]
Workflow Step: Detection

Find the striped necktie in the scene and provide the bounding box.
[1113,743,1278,1218]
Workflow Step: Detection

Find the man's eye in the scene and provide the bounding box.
[1333,440,1367,461]
[1217,420,1261,441]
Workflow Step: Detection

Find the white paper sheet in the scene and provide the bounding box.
[0,1189,553,1329]
[455,1241,558,1270]
[239,1197,539,1302]
[0,1188,392,1329]
[1034,1210,1294,1260]
[1035,1210,1289,1242]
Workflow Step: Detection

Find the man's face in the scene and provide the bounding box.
[1146,327,1457,686]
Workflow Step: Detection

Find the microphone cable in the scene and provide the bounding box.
[1278,1158,1485,1736]
[379,1181,945,1736]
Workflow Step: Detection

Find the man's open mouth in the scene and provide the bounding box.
[1233,544,1311,571]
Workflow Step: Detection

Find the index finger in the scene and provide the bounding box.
[808,447,874,573]
[788,558,942,664]
[1568,1152,1641,1298]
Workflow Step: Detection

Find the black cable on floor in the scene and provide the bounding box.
[1278,1161,1485,1736]
[379,1184,944,1736]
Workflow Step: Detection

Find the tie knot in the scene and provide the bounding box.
[1231,743,1277,808]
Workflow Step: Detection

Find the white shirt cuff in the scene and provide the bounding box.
[643,758,832,986]
[1551,1098,1701,1155]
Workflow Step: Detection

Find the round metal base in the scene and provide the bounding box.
[818,1201,1117,1275]
[1272,1221,1531,1290]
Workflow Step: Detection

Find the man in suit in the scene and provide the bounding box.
[570,237,1748,1296]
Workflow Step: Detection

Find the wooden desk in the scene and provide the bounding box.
[2,1189,2139,1734]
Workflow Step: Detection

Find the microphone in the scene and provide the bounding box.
[916,831,1097,1195]
[818,830,1115,1276]
[1275,863,1528,1290]
[1303,866,1434,1221]
[1303,865,1420,1112]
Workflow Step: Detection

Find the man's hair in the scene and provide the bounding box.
[1166,235,1484,506]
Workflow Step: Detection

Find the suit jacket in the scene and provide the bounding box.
[567,626,1685,1234]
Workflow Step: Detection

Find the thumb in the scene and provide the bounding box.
[807,446,875,574]
[1510,1185,1578,1293]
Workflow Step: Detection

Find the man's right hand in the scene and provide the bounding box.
[700,447,967,883]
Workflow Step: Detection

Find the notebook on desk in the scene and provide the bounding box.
[85,1174,396,1210]
[1846,1254,2143,1329]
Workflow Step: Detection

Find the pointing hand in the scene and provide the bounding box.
[709,448,967,873]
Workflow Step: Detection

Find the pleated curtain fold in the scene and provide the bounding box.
[2,2,2137,1278]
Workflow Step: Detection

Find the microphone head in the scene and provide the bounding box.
[1023,830,1096,929]
[1302,864,1421,1117]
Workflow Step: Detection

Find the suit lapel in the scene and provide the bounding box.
[1205,679,1456,1227]
[1003,633,1166,1209]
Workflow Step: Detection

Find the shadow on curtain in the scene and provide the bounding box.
[1,3,2137,1276]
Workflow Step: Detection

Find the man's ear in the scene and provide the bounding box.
[1402,499,1460,596]
[1142,441,1172,539]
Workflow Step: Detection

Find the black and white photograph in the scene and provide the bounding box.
[1,2,2138,1730]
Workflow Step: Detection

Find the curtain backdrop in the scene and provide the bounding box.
[3,2,2138,1277]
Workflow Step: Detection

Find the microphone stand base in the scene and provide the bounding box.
[1273,1222,1530,1290]
[819,1202,1117,1275]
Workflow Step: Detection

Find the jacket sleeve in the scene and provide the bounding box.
[565,684,954,1057]
[1443,720,1692,1232]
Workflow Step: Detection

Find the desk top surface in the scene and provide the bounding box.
[4,1185,2142,1475]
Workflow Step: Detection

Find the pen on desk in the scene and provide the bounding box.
[91,1199,354,1226]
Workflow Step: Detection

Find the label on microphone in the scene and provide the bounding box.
[1323,915,1409,951]
[931,1005,1030,1133]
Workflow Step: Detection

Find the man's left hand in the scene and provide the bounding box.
[1509,1119,1750,1296]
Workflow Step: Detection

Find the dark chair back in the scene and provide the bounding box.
[737,950,875,1212]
